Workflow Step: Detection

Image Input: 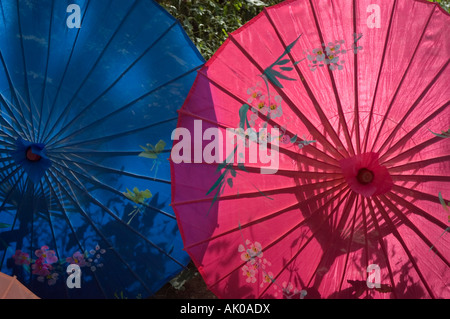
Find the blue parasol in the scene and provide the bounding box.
[0,0,204,298]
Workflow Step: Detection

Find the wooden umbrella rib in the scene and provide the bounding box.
[182,181,347,251]
[306,0,356,157]
[390,174,449,183]
[173,178,345,207]
[1,275,16,299]
[258,189,353,298]
[0,52,32,140]
[192,70,341,167]
[386,154,450,172]
[39,0,92,143]
[378,194,449,268]
[41,0,142,144]
[374,57,450,156]
[43,174,108,298]
[368,4,437,155]
[50,155,176,219]
[361,197,370,299]
[0,171,25,270]
[226,34,348,162]
[378,101,449,163]
[365,198,398,299]
[338,195,360,292]
[177,107,340,169]
[385,191,448,234]
[15,0,35,140]
[46,169,155,294]
[352,0,361,155]
[392,184,449,206]
[37,0,54,143]
[50,153,171,185]
[372,197,436,298]
[262,7,350,160]
[208,187,350,292]
[362,0,397,153]
[303,191,356,289]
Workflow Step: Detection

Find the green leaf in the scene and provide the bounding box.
[285,34,303,54]
[227,178,233,188]
[290,134,298,143]
[0,223,11,229]
[141,189,152,199]
[123,187,152,204]
[429,128,450,138]
[139,140,166,159]
[139,151,158,159]
[230,168,236,177]
[216,162,227,172]
[206,173,225,196]
[264,69,284,88]
[237,162,247,172]
[154,140,166,153]
[270,69,296,82]
[239,104,250,129]
[280,66,293,71]
[277,59,290,65]
[294,58,306,65]
[301,139,317,146]
[438,192,448,211]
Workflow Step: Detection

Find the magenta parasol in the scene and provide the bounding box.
[171,0,449,299]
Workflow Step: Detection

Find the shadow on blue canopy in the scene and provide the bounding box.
[0,0,204,299]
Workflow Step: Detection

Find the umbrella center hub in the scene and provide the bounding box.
[11,138,52,183]
[26,147,42,162]
[357,168,374,184]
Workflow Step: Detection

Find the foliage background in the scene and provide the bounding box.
[157,0,450,61]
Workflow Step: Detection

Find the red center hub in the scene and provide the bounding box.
[26,147,42,162]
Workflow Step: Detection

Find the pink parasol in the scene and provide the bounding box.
[171,0,449,299]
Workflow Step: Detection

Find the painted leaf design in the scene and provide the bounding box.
[139,140,166,159]
[123,187,152,204]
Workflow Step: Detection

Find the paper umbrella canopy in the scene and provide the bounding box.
[0,0,204,298]
[170,0,450,299]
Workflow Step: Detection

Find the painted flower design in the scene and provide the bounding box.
[261,258,272,269]
[31,258,52,277]
[307,47,326,62]
[249,113,259,127]
[233,127,258,148]
[12,250,30,266]
[267,96,283,119]
[238,239,262,260]
[88,244,106,272]
[325,42,344,56]
[35,245,58,264]
[238,244,252,262]
[306,36,362,72]
[323,41,344,71]
[37,272,59,286]
[241,265,257,283]
[260,271,274,287]
[247,82,265,104]
[280,134,291,145]
[248,241,263,258]
[66,251,88,267]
